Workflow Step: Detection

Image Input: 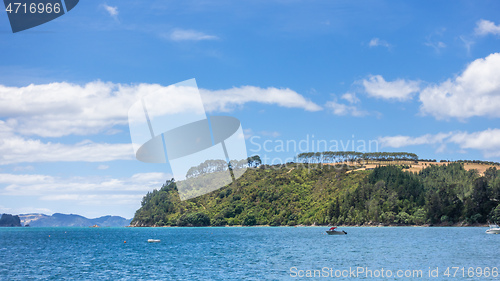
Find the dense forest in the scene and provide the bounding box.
[0,214,21,227]
[131,161,500,227]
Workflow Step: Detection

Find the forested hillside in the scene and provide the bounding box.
[131,162,500,227]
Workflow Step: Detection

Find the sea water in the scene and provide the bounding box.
[0,227,498,280]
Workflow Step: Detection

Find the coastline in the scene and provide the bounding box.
[127,222,490,228]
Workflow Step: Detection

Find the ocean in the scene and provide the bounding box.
[0,226,498,280]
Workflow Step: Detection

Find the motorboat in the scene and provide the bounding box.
[486,224,500,234]
[147,239,161,242]
[326,226,347,235]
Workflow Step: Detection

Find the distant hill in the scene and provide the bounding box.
[0,214,22,227]
[19,213,131,227]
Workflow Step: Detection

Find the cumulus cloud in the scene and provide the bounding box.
[419,52,500,119]
[475,19,500,36]
[0,81,321,164]
[0,81,140,137]
[369,38,391,49]
[362,75,420,101]
[0,81,321,138]
[449,129,500,157]
[379,129,500,158]
[168,29,218,41]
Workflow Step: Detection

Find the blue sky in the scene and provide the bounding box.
[1,0,500,218]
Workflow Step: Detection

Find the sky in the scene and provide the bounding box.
[1,0,500,218]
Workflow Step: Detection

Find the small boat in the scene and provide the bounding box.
[147,239,161,243]
[486,224,500,234]
[326,226,347,235]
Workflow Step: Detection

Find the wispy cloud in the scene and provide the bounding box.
[424,29,447,53]
[0,172,170,211]
[260,131,281,138]
[167,29,218,41]
[379,129,500,158]
[102,4,119,20]
[459,36,474,55]
[341,92,360,104]
[0,172,169,196]
[379,133,452,148]
[368,38,391,49]
[200,86,322,112]
[475,19,500,36]
[325,100,367,117]
[424,40,446,53]
[242,128,281,139]
[0,134,134,165]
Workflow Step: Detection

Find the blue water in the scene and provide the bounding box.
[0,227,498,280]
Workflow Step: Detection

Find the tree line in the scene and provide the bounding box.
[296,151,418,164]
[186,156,262,179]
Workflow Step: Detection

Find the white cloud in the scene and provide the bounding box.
[0,172,169,196]
[0,134,134,165]
[325,100,367,117]
[362,75,420,101]
[449,129,500,157]
[0,81,321,139]
[39,194,143,206]
[168,29,218,41]
[369,38,391,49]
[102,4,118,19]
[97,165,109,170]
[0,81,321,165]
[379,129,500,158]
[341,92,360,104]
[13,165,34,172]
[0,81,139,137]
[419,52,500,119]
[379,133,452,148]
[200,86,322,112]
[0,172,170,212]
[475,19,500,36]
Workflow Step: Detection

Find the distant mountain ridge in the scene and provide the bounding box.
[19,213,131,227]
